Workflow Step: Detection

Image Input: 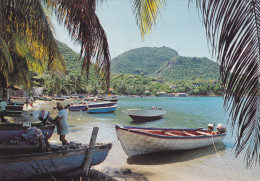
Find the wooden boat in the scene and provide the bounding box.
[38,97,52,101]
[53,96,66,101]
[87,105,117,113]
[115,124,226,157]
[6,101,24,114]
[0,123,55,143]
[122,108,166,121]
[87,101,117,109]
[69,105,87,111]
[0,143,112,180]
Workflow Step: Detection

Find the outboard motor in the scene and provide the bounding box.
[217,124,227,134]
[38,110,53,125]
[208,123,215,132]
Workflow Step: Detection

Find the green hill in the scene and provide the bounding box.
[111,46,219,81]
[153,56,220,81]
[111,46,178,75]
[56,40,82,74]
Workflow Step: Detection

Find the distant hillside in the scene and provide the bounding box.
[56,40,82,74]
[111,46,219,81]
[111,46,178,75]
[153,56,220,81]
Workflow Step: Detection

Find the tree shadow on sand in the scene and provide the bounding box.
[127,142,226,165]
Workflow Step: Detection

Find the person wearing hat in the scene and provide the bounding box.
[53,102,69,145]
[0,99,7,122]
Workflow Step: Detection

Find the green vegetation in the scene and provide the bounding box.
[111,46,178,75]
[153,56,219,81]
[31,42,222,96]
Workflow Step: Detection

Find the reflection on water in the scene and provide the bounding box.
[131,118,166,124]
[127,143,226,165]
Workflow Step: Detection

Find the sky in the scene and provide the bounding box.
[51,0,214,61]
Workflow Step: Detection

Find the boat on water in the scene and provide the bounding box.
[69,101,117,112]
[69,104,87,111]
[6,102,24,114]
[122,107,166,121]
[53,96,66,101]
[38,97,52,101]
[0,123,55,143]
[87,105,117,113]
[115,124,226,157]
[0,143,112,180]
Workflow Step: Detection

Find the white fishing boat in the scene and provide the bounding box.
[122,107,166,121]
[115,124,226,157]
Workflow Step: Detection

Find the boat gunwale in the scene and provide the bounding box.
[0,143,112,164]
[116,125,226,140]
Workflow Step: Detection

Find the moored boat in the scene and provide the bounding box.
[115,124,226,157]
[122,107,166,121]
[6,102,24,114]
[87,101,117,109]
[38,97,52,101]
[69,104,87,111]
[0,143,112,180]
[87,105,117,113]
[0,123,55,143]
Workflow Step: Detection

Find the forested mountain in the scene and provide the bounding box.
[111,47,220,81]
[56,40,82,74]
[57,42,219,82]
[111,46,178,75]
[153,56,219,81]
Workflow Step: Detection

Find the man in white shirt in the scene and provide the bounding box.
[53,102,69,145]
[0,99,7,122]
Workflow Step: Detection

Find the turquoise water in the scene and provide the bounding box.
[29,96,259,181]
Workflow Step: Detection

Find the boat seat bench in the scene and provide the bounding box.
[196,131,212,136]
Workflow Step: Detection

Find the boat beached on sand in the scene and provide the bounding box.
[0,143,112,180]
[115,124,226,157]
[122,106,166,121]
[0,110,112,180]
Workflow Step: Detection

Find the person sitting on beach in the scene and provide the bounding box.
[0,99,7,122]
[53,102,69,145]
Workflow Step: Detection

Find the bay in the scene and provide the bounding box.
[28,96,259,181]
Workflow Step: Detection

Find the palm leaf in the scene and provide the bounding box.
[132,0,166,39]
[195,0,260,167]
[44,0,111,91]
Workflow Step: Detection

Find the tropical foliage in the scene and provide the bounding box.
[0,0,65,95]
[111,46,178,75]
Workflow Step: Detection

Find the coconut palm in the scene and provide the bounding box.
[132,0,259,167]
[0,0,66,94]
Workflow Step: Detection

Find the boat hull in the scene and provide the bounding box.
[87,106,117,113]
[87,102,117,109]
[6,102,24,114]
[123,109,166,121]
[69,105,87,111]
[0,124,55,142]
[115,125,226,157]
[0,143,112,180]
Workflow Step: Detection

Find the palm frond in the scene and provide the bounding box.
[195,0,260,167]
[132,0,166,39]
[44,0,111,90]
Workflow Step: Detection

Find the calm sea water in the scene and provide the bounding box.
[29,97,259,181]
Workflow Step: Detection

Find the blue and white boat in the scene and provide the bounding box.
[69,105,87,111]
[0,143,112,180]
[87,101,117,109]
[87,105,117,113]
